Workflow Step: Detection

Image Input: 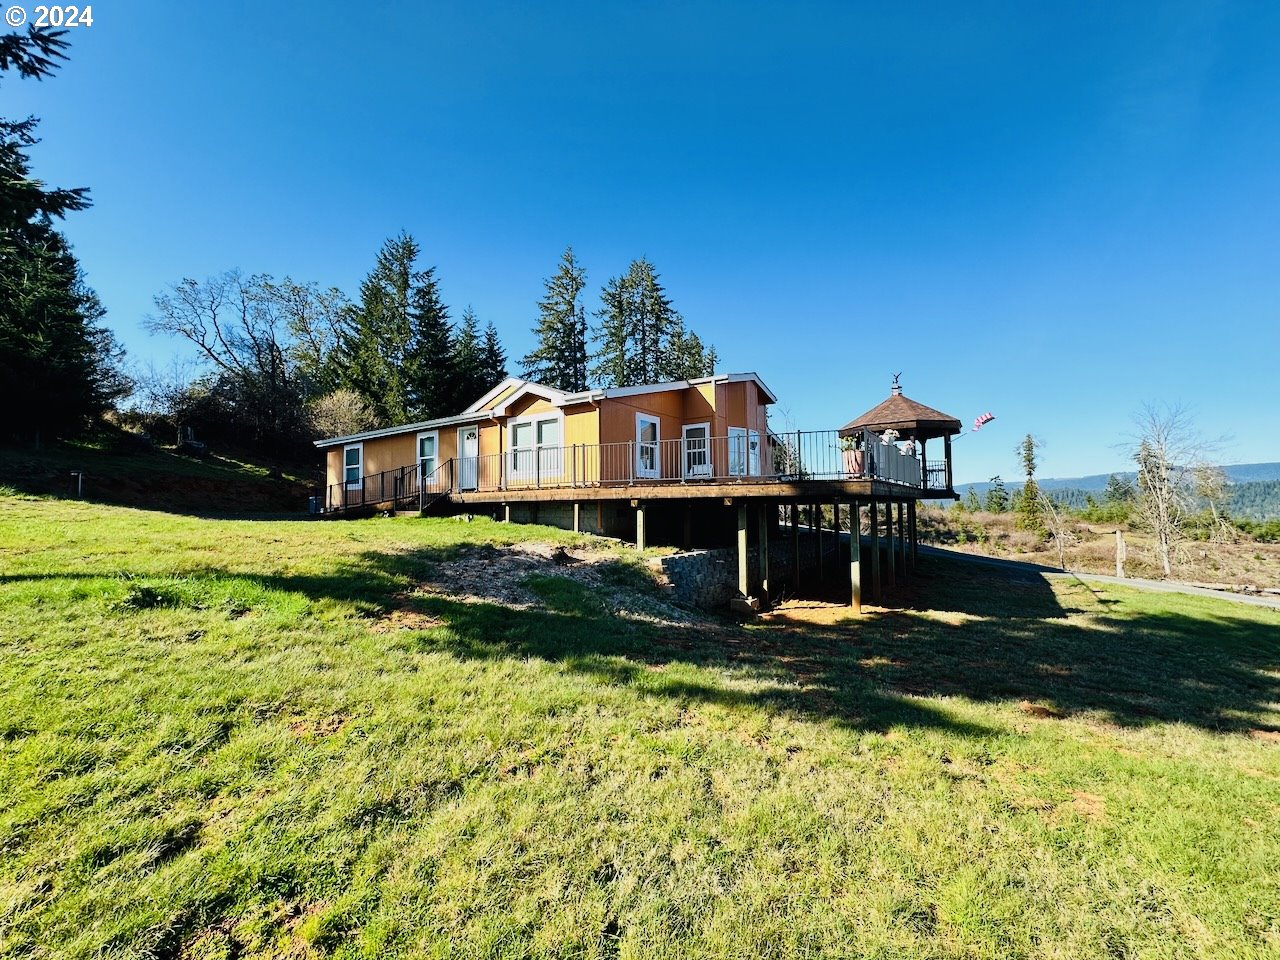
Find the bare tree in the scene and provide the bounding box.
[306,388,376,441]
[1036,490,1076,570]
[146,271,310,443]
[1130,403,1220,577]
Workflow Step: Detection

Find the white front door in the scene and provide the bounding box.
[458,426,479,490]
[636,415,660,479]
[683,424,711,478]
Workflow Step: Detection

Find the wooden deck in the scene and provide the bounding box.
[447,479,950,505]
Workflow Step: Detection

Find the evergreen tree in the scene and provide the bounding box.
[1014,434,1044,531]
[340,233,452,423]
[964,486,981,511]
[481,321,508,391]
[403,252,453,419]
[1104,473,1136,505]
[521,247,588,391]
[0,26,128,441]
[984,475,1009,513]
[450,306,487,407]
[590,258,717,387]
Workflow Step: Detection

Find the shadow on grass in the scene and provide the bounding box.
[7,543,1278,735]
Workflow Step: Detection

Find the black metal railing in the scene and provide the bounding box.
[321,429,930,512]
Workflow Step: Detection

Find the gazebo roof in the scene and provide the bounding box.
[839,381,962,440]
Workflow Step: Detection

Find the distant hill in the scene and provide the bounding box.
[951,463,1280,521]
[956,462,1280,495]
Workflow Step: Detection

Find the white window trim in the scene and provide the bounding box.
[635,412,661,479]
[507,411,565,481]
[682,422,712,479]
[728,426,748,477]
[416,430,439,479]
[343,442,363,489]
[748,428,761,476]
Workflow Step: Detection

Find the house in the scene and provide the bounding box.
[314,373,960,612]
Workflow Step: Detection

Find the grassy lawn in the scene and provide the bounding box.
[2,493,1278,959]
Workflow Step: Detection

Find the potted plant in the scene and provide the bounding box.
[840,435,865,477]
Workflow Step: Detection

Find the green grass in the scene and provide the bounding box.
[2,493,1279,959]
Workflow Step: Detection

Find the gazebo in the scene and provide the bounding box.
[839,376,962,497]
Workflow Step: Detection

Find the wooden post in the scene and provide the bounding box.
[814,502,824,582]
[920,437,928,489]
[944,434,953,492]
[885,501,896,588]
[737,503,750,598]
[896,502,907,578]
[1115,529,1127,578]
[849,501,862,614]
[573,501,581,534]
[757,500,770,606]
[833,501,841,557]
[908,501,918,567]
[503,503,511,523]
[869,498,881,600]
[683,501,693,549]
[635,501,646,550]
[791,500,800,587]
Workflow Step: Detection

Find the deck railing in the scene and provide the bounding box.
[322,429,928,512]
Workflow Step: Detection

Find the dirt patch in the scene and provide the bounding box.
[1066,790,1106,821]
[289,714,348,738]
[1249,728,1280,743]
[760,600,863,626]
[1019,700,1066,719]
[414,542,704,627]
[370,604,444,633]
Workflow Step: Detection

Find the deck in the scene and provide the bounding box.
[320,428,955,515]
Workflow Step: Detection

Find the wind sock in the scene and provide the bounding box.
[972,412,995,432]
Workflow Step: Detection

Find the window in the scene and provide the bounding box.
[728,427,748,476]
[343,444,362,487]
[417,432,437,477]
[509,415,561,479]
[748,429,761,476]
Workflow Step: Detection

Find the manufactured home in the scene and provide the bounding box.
[315,373,961,611]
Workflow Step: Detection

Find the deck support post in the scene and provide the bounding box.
[635,501,647,550]
[756,501,770,606]
[897,501,907,579]
[814,502,824,582]
[791,500,800,587]
[885,501,896,588]
[683,501,693,549]
[849,500,862,614]
[503,503,511,524]
[737,503,750,598]
[908,501,918,568]
[573,501,581,534]
[869,498,881,600]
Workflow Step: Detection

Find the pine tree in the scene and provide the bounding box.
[450,306,486,408]
[340,233,452,424]
[984,475,1009,513]
[590,258,717,387]
[1,26,128,441]
[403,255,453,420]
[521,247,588,391]
[481,321,508,391]
[1014,434,1044,532]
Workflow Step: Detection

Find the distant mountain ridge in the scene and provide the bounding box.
[956,462,1280,494]
[951,463,1280,521]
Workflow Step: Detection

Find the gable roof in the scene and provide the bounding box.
[314,372,779,448]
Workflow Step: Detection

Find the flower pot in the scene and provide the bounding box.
[843,449,865,478]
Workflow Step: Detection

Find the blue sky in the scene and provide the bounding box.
[10,1,1279,482]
